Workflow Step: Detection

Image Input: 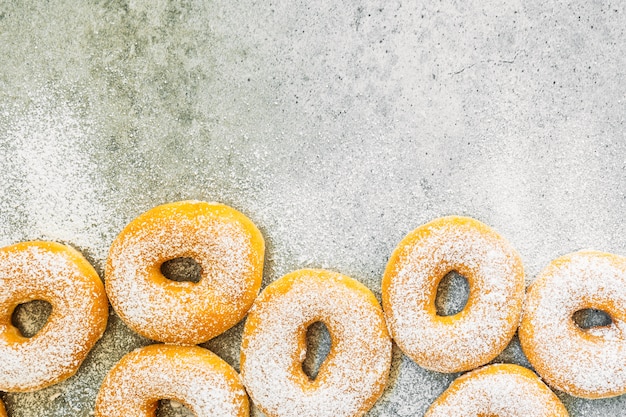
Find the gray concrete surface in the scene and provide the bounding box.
[1,0,625,415]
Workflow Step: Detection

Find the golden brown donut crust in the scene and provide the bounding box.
[95,344,248,417]
[106,200,265,345]
[425,364,569,416]
[241,269,392,417]
[0,241,108,392]
[520,250,626,398]
[382,216,525,373]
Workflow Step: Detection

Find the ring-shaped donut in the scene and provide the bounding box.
[425,364,569,416]
[106,200,265,345]
[520,250,626,398]
[0,241,108,391]
[382,216,525,373]
[240,269,392,417]
[95,344,248,416]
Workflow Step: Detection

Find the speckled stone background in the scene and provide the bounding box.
[1,0,625,416]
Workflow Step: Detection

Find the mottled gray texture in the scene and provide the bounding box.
[0,0,625,416]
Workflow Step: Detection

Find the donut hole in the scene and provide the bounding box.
[11,300,52,338]
[160,257,202,283]
[302,321,332,380]
[572,308,613,330]
[156,399,194,417]
[435,270,469,316]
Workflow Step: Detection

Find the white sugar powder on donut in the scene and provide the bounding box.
[425,364,569,417]
[0,243,107,391]
[520,251,626,398]
[383,217,524,373]
[95,345,247,416]
[109,218,251,329]
[241,270,392,417]
[106,201,264,345]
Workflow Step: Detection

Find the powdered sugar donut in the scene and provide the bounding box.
[0,241,108,392]
[240,269,392,417]
[382,216,525,373]
[95,344,248,417]
[106,200,264,345]
[520,250,626,398]
[425,363,569,417]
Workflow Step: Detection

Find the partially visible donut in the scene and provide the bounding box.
[382,216,525,373]
[425,363,569,416]
[95,344,248,417]
[241,269,392,417]
[0,241,108,392]
[0,398,7,417]
[106,200,265,345]
[520,250,626,398]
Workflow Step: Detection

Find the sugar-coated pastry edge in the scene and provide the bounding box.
[520,250,626,399]
[425,363,569,417]
[95,344,249,417]
[0,241,108,392]
[241,268,392,417]
[382,216,525,373]
[106,200,265,344]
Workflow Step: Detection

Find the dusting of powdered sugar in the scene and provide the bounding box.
[95,344,248,417]
[384,217,525,373]
[0,243,108,391]
[520,251,626,398]
[106,202,263,345]
[0,88,109,261]
[424,364,569,417]
[1,1,625,416]
[241,270,392,417]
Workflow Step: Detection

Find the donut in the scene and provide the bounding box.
[520,250,626,398]
[106,200,264,345]
[425,363,569,416]
[382,216,525,373]
[95,344,248,417]
[0,241,108,392]
[240,269,392,417]
[0,398,6,417]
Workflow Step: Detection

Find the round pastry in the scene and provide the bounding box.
[240,269,392,417]
[106,200,265,345]
[0,241,108,392]
[382,216,525,373]
[520,250,626,398]
[95,344,248,417]
[425,363,569,416]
